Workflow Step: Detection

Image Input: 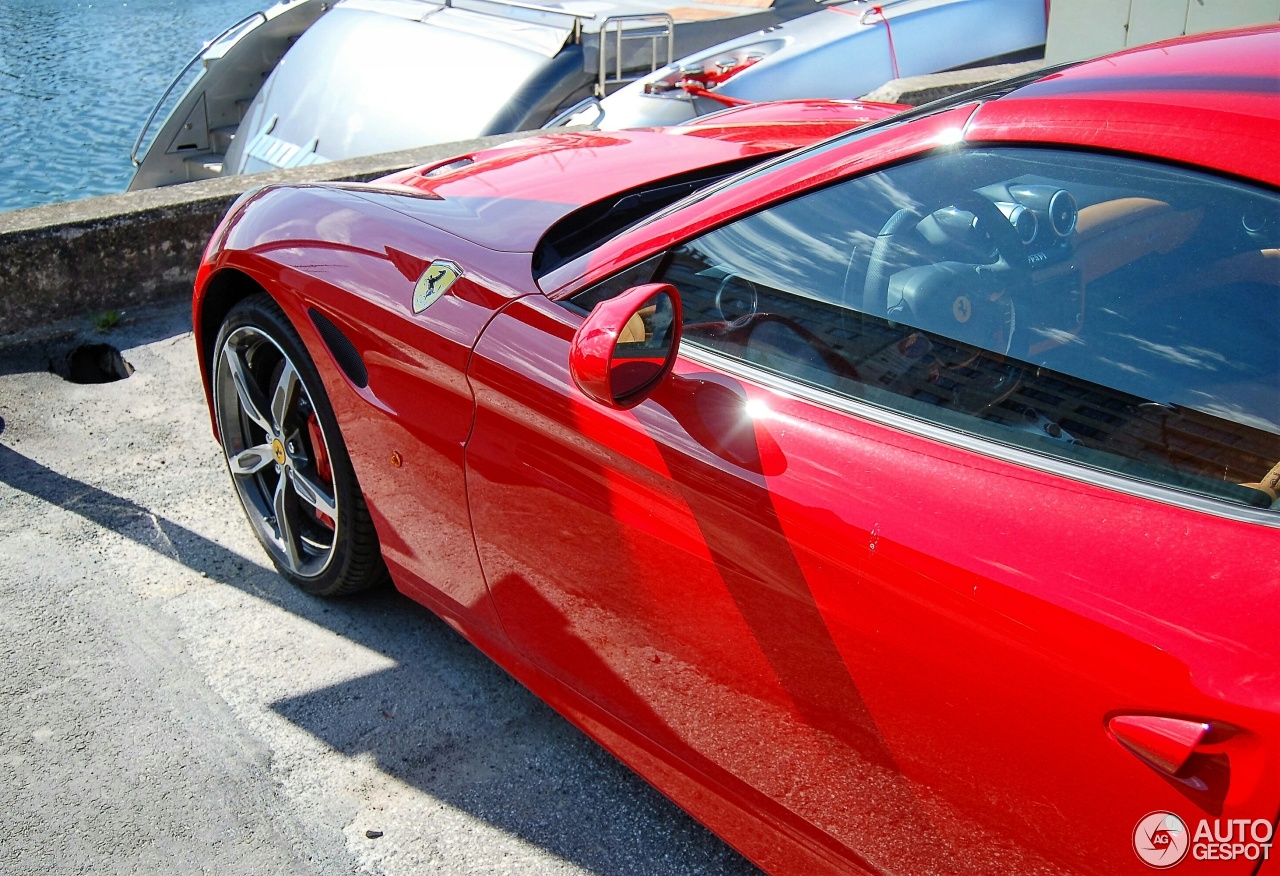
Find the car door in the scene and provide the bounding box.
[464,144,1280,874]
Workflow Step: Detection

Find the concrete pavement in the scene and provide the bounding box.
[0,301,760,876]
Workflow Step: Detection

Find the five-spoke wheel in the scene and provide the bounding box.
[212,295,385,595]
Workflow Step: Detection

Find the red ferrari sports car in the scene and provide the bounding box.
[194,26,1280,876]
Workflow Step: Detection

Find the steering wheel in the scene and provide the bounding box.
[863,193,1032,357]
[715,273,759,327]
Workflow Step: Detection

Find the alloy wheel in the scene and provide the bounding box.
[213,324,339,579]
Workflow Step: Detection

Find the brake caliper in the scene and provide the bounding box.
[307,413,335,529]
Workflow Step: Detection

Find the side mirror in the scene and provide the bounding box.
[569,283,683,409]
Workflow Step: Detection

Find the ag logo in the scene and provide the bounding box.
[952,295,972,324]
[413,260,462,313]
[1134,811,1189,868]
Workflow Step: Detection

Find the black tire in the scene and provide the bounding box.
[211,293,386,596]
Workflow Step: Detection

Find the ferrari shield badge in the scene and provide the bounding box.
[413,260,462,313]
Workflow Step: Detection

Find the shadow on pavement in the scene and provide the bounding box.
[0,439,759,875]
[0,301,192,378]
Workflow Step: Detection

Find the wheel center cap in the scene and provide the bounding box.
[271,438,287,465]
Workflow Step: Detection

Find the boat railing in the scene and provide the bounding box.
[444,0,595,19]
[596,13,674,97]
[442,0,595,40]
[542,95,604,128]
[436,0,672,76]
[131,11,268,167]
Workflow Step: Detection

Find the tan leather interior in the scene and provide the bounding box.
[1073,198,1201,284]
[619,312,648,344]
[1243,460,1280,502]
[1073,197,1168,239]
[1180,248,1280,294]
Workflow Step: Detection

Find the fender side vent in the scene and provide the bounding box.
[309,308,369,389]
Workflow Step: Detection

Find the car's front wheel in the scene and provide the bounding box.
[211,294,385,596]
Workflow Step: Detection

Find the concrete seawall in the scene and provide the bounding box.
[0,132,534,337]
[0,62,1039,339]
[862,60,1041,108]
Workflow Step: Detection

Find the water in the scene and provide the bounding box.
[0,0,267,212]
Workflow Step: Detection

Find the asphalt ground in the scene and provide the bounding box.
[0,300,762,876]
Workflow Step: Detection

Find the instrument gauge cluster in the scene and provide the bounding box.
[995,201,1039,244]
[1008,185,1079,243]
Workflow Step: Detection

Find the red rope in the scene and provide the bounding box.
[680,82,754,106]
[871,5,900,81]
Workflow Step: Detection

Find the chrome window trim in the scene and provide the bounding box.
[675,342,1280,528]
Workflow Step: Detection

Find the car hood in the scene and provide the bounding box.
[353,111,892,253]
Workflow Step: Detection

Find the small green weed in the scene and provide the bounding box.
[90,309,123,332]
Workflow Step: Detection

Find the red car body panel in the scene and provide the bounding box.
[369,100,902,253]
[193,35,1280,875]
[652,98,906,145]
[466,293,1279,875]
[537,104,987,297]
[964,25,1280,183]
[194,101,897,652]
[200,183,527,629]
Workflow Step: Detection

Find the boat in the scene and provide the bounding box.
[547,0,1048,131]
[128,0,827,189]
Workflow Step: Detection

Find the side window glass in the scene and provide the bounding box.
[570,254,666,314]
[575,148,1280,512]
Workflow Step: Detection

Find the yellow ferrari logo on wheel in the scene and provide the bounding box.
[413,260,462,313]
